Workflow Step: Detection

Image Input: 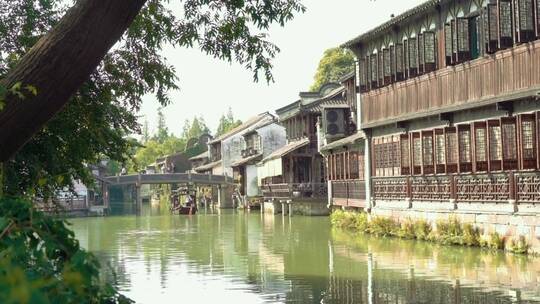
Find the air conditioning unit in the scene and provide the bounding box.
[322,106,348,140]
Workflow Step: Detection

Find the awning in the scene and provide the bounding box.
[261,138,310,163]
[189,151,209,161]
[231,153,263,167]
[193,160,222,173]
[320,132,365,152]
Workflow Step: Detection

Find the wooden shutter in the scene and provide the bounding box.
[412,132,422,175]
[395,43,404,81]
[445,127,458,173]
[383,48,391,84]
[520,114,537,169]
[536,0,540,37]
[445,23,454,65]
[474,122,488,172]
[458,124,473,173]
[408,37,418,77]
[485,4,500,53]
[424,31,436,72]
[359,58,368,93]
[498,0,514,48]
[514,0,535,42]
[501,117,518,170]
[370,54,378,89]
[418,34,425,74]
[457,18,471,62]
[400,134,410,175]
[422,131,434,174]
[435,129,446,173]
[488,120,503,171]
[389,45,396,81]
[378,51,384,86]
[403,39,409,79]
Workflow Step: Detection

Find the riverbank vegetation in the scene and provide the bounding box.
[330,210,529,255]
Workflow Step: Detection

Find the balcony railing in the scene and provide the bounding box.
[331,180,366,208]
[372,171,540,205]
[262,183,327,200]
[362,40,540,127]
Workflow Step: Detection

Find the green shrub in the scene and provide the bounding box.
[0,196,131,304]
[413,219,432,241]
[330,210,369,232]
[480,232,505,250]
[397,218,416,239]
[435,217,464,245]
[354,212,369,232]
[462,224,480,247]
[368,216,399,237]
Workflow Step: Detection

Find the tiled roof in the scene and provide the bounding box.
[193,160,222,173]
[208,112,276,144]
[260,138,310,163]
[320,132,365,152]
[189,151,209,161]
[231,153,263,167]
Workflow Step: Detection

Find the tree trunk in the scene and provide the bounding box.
[0,0,147,161]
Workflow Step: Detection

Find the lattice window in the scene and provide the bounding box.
[500,1,513,39]
[452,19,458,56]
[418,34,425,69]
[446,131,458,164]
[408,37,418,68]
[445,23,453,59]
[459,129,472,163]
[383,48,391,77]
[502,122,517,159]
[395,43,404,73]
[475,127,487,162]
[413,137,422,166]
[390,45,396,77]
[400,136,410,167]
[489,125,503,160]
[403,39,409,75]
[378,52,384,83]
[424,31,436,64]
[392,142,400,168]
[370,55,378,84]
[457,18,470,52]
[522,120,535,159]
[422,134,433,166]
[359,58,367,87]
[435,133,446,164]
[537,0,540,35]
[517,0,534,31]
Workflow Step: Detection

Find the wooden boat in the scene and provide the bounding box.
[178,205,197,215]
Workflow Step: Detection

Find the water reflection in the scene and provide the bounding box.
[70,209,540,304]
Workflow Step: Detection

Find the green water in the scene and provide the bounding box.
[70,209,540,304]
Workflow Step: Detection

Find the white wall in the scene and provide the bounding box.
[258,123,287,158]
[245,165,260,197]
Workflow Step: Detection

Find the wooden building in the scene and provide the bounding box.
[259,83,348,215]
[342,0,540,251]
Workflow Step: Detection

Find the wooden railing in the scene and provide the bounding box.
[362,40,540,127]
[331,180,366,208]
[35,196,88,213]
[372,171,540,204]
[262,183,327,200]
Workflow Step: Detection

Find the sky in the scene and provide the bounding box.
[139,0,425,136]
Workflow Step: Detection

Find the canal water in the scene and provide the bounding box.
[70,209,540,304]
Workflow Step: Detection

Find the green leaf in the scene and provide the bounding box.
[0,84,7,99]
[11,82,22,92]
[0,101,5,111]
[38,178,47,187]
[24,85,38,96]
[0,216,9,231]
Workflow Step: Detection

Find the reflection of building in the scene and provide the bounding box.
[338,0,540,252]
[155,152,191,173]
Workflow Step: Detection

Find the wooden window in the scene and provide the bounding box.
[422,132,434,174]
[412,133,422,175]
[474,122,488,172]
[378,51,384,86]
[383,48,391,84]
[403,39,409,79]
[499,0,514,48]
[435,129,446,173]
[418,34,425,74]
[350,152,359,179]
[446,127,459,173]
[408,37,418,77]
[370,54,378,88]
[359,58,368,92]
[514,0,535,42]
[536,0,540,37]
[445,23,454,65]
[424,31,436,72]
[521,114,537,169]
[502,117,518,170]
[389,45,396,81]
[485,4,499,53]
[458,125,473,172]
[400,134,410,175]
[452,19,459,63]
[456,18,471,62]
[489,120,503,171]
[395,43,404,81]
